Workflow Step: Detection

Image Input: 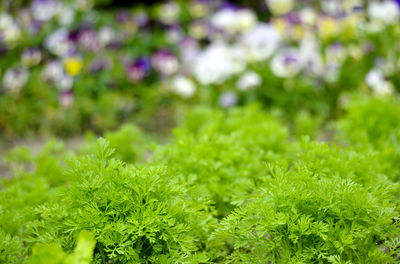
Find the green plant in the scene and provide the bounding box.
[29,139,215,263]
[28,231,96,264]
[154,105,291,217]
[213,139,400,263]
[337,95,400,181]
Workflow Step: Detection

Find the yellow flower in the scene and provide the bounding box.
[318,17,339,39]
[267,0,294,15]
[272,18,287,35]
[64,57,83,76]
[291,25,304,41]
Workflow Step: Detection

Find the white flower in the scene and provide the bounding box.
[299,34,324,76]
[2,68,29,93]
[236,71,261,91]
[365,68,394,96]
[171,75,196,98]
[193,41,246,85]
[270,48,302,78]
[368,1,400,25]
[235,9,257,32]
[321,0,343,15]
[299,8,317,26]
[58,74,74,91]
[98,27,115,47]
[0,13,21,44]
[43,61,64,82]
[158,2,180,24]
[365,68,384,88]
[57,4,75,26]
[31,0,60,22]
[211,8,237,33]
[241,23,281,62]
[266,0,295,15]
[45,28,74,56]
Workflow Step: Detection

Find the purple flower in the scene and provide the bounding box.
[151,50,179,76]
[285,13,301,25]
[219,91,238,108]
[89,59,111,73]
[126,58,151,83]
[116,11,131,23]
[78,29,100,51]
[134,12,150,27]
[59,89,74,108]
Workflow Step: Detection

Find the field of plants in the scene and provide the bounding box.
[1,0,400,263]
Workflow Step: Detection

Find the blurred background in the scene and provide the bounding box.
[0,0,399,141]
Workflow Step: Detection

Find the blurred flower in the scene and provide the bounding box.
[56,3,75,26]
[322,0,343,16]
[64,56,83,76]
[134,11,150,27]
[266,0,295,15]
[299,33,324,76]
[21,48,42,68]
[299,8,317,26]
[73,0,93,11]
[241,23,281,61]
[326,42,347,64]
[0,13,21,45]
[318,16,340,39]
[78,29,100,51]
[189,20,209,39]
[270,48,302,78]
[179,38,201,71]
[98,27,116,48]
[210,7,237,34]
[236,71,261,91]
[58,74,74,90]
[193,41,245,85]
[151,50,179,76]
[171,75,196,98]
[116,11,131,24]
[365,68,394,95]
[45,28,74,56]
[219,91,238,108]
[2,68,29,94]
[89,58,111,73]
[189,0,210,18]
[235,9,257,32]
[166,24,184,43]
[324,63,341,83]
[368,1,400,25]
[59,89,74,108]
[126,58,151,83]
[211,8,256,34]
[31,0,59,22]
[158,2,180,25]
[43,61,64,83]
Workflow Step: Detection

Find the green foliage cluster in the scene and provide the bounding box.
[214,140,400,263]
[28,231,96,264]
[154,106,291,217]
[1,103,399,263]
[337,96,400,182]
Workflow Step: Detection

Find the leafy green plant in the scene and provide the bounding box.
[28,231,96,264]
[213,139,400,263]
[154,105,291,217]
[337,95,400,181]
[29,139,215,263]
